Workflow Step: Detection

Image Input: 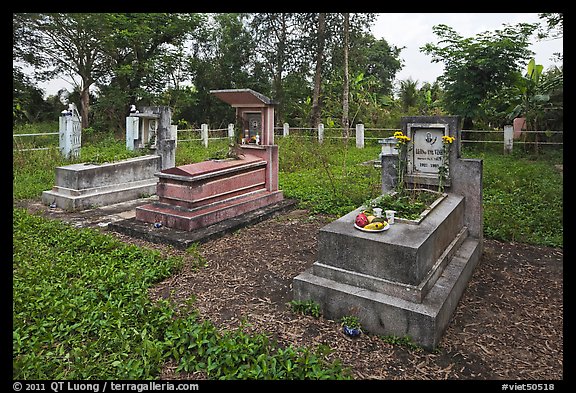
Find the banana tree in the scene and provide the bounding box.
[507,58,562,152]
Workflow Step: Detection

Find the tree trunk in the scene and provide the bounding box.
[341,13,350,140]
[273,15,287,124]
[80,82,90,130]
[310,13,326,129]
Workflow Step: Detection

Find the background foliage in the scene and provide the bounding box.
[13,13,562,134]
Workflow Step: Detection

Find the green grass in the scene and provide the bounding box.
[463,148,563,247]
[13,208,350,380]
[278,137,382,216]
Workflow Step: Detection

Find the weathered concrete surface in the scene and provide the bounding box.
[292,191,482,350]
[380,154,397,194]
[451,158,483,241]
[109,198,298,249]
[317,193,464,286]
[41,155,161,211]
[293,236,482,350]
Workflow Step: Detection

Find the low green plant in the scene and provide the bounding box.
[287,300,321,318]
[13,208,351,380]
[380,335,422,351]
[13,208,184,379]
[185,243,209,269]
[340,315,361,329]
[167,317,350,379]
[364,189,440,220]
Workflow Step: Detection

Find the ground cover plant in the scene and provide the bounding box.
[13,208,350,379]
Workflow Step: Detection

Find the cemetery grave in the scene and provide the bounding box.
[293,116,484,349]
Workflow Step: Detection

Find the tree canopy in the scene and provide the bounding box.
[13,13,562,133]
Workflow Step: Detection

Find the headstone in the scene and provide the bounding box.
[59,104,81,159]
[402,117,459,188]
[126,106,176,170]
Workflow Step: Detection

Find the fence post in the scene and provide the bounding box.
[504,125,513,154]
[228,123,235,142]
[318,123,324,144]
[201,123,209,148]
[171,125,178,148]
[283,123,290,137]
[356,123,365,148]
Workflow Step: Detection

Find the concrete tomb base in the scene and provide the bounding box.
[41,155,161,211]
[293,193,482,350]
[135,147,284,231]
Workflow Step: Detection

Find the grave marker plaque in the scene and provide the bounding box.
[407,123,449,176]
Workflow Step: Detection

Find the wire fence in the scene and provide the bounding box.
[13,124,563,153]
[13,131,59,152]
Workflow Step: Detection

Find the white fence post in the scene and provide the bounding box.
[171,125,178,148]
[283,123,290,137]
[228,123,235,141]
[201,123,209,148]
[356,123,365,148]
[126,115,139,151]
[504,125,513,154]
[318,123,324,144]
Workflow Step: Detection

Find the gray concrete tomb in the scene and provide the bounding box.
[293,116,483,349]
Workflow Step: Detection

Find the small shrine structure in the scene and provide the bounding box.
[134,89,284,231]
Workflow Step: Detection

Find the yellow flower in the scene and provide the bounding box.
[394,132,411,143]
[442,135,455,144]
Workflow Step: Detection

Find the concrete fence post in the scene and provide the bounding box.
[318,123,324,144]
[504,125,513,154]
[171,125,178,148]
[201,123,209,148]
[228,123,235,140]
[356,123,365,148]
[283,123,290,137]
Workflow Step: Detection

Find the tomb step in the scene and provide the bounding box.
[156,166,267,209]
[158,183,267,210]
[311,226,470,303]
[292,236,482,350]
[157,154,266,183]
[135,189,284,231]
[41,179,158,212]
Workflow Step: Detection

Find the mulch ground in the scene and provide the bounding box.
[19,201,564,380]
[115,209,563,381]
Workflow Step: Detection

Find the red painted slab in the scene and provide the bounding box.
[161,154,263,177]
[135,190,284,231]
[157,168,266,206]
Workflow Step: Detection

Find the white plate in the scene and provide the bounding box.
[354,223,390,232]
